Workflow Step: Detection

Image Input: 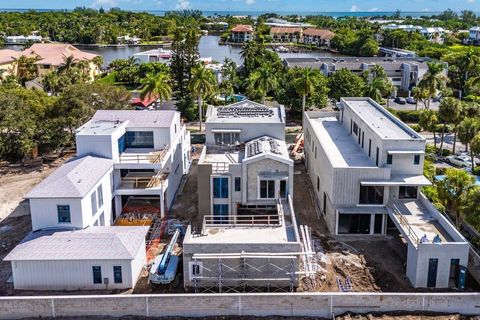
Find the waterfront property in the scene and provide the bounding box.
[134,48,172,64]
[270,27,303,43]
[264,18,313,28]
[379,47,417,58]
[303,98,469,288]
[4,227,148,290]
[184,100,304,292]
[381,24,446,44]
[302,28,335,47]
[230,25,254,43]
[283,57,447,92]
[0,49,21,78]
[21,43,100,89]
[5,34,43,44]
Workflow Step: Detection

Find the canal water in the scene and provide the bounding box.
[5,35,339,67]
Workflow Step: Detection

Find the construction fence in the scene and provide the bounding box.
[0,292,479,319]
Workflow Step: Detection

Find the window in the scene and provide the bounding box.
[315,146,317,159]
[338,214,371,234]
[359,186,384,204]
[414,154,421,165]
[260,180,275,199]
[376,147,379,166]
[399,186,418,199]
[353,122,358,135]
[387,154,393,165]
[368,139,372,157]
[234,177,241,192]
[125,131,154,148]
[99,212,105,226]
[91,191,97,215]
[97,185,103,208]
[317,176,320,191]
[113,266,122,283]
[361,132,364,148]
[213,177,228,198]
[280,180,287,198]
[358,128,361,144]
[57,205,71,223]
[214,132,240,145]
[92,266,102,284]
[189,261,203,280]
[174,124,177,134]
[213,204,229,223]
[118,134,127,153]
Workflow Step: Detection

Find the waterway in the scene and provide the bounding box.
[4,35,339,67]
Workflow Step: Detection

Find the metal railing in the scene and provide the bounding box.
[212,162,229,173]
[390,205,420,245]
[119,145,170,164]
[203,214,281,227]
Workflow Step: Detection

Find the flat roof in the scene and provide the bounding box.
[184,225,292,244]
[4,227,149,261]
[76,119,126,136]
[283,56,432,68]
[309,116,375,168]
[206,100,284,124]
[341,98,422,140]
[91,110,177,128]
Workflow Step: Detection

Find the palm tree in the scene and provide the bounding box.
[458,118,480,168]
[411,86,429,110]
[58,55,78,74]
[294,68,318,113]
[140,72,172,106]
[189,64,217,132]
[419,109,439,150]
[127,56,140,68]
[246,65,278,104]
[92,56,104,70]
[447,48,480,99]
[471,133,480,172]
[438,97,462,154]
[43,72,61,95]
[418,61,448,109]
[17,55,38,85]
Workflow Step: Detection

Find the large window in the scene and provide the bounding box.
[57,205,71,223]
[213,177,229,198]
[338,214,371,234]
[125,131,154,148]
[213,204,229,223]
[91,191,97,215]
[399,186,418,199]
[280,180,287,198]
[234,177,241,192]
[214,132,240,145]
[92,266,102,284]
[359,186,384,205]
[118,134,127,153]
[113,266,122,283]
[97,185,103,208]
[260,180,275,199]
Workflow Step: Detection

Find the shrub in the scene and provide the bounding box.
[473,166,480,176]
[395,110,423,122]
[409,124,421,132]
[441,149,451,157]
[436,166,446,175]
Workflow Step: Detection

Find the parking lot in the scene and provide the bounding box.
[386,98,440,111]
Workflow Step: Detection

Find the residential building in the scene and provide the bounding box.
[381,24,446,44]
[379,47,417,58]
[5,35,43,44]
[4,227,148,290]
[183,100,303,292]
[117,35,141,44]
[230,25,253,43]
[0,49,21,78]
[270,27,303,43]
[467,26,480,44]
[134,48,172,64]
[302,28,335,47]
[264,18,312,28]
[283,57,448,92]
[303,98,469,288]
[22,43,100,83]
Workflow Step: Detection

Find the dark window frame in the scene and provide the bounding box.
[113,266,122,283]
[57,205,71,223]
[92,266,102,284]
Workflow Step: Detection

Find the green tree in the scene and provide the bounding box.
[189,64,217,132]
[438,97,462,154]
[412,86,429,110]
[364,65,394,104]
[328,68,365,101]
[140,72,172,105]
[16,55,38,85]
[294,68,319,112]
[418,62,448,110]
[438,168,475,229]
[419,109,439,150]
[171,27,199,98]
[465,186,480,228]
[42,72,61,96]
[358,37,379,57]
[471,133,480,172]
[457,118,480,159]
[246,65,278,104]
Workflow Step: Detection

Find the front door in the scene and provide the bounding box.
[427,258,438,288]
[213,204,229,224]
[449,259,460,288]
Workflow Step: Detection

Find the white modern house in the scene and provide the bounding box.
[184,100,304,292]
[467,26,480,44]
[134,48,172,64]
[303,98,469,289]
[4,227,148,290]
[4,110,191,291]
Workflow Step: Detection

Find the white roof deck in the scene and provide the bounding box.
[203,148,243,164]
[185,225,292,244]
[91,110,177,128]
[341,98,423,140]
[76,119,126,136]
[310,116,375,168]
[206,100,284,124]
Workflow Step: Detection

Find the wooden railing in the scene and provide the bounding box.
[203,214,281,227]
[120,172,166,189]
[119,145,169,164]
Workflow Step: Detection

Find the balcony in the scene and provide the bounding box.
[119,172,167,190]
[118,146,169,165]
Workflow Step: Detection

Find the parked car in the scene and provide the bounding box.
[432,96,442,102]
[458,152,480,166]
[394,97,406,104]
[406,97,416,104]
[445,155,472,168]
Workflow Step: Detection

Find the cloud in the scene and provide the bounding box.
[245,0,255,4]
[467,0,475,3]
[350,5,359,12]
[368,7,379,12]
[91,0,117,8]
[175,0,191,9]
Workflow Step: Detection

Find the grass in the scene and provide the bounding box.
[95,72,116,85]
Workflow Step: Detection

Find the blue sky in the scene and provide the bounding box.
[0,0,478,12]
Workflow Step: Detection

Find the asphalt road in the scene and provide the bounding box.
[386,99,440,111]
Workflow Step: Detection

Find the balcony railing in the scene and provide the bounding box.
[212,162,229,173]
[203,214,281,228]
[390,204,420,246]
[119,172,166,190]
[119,145,169,164]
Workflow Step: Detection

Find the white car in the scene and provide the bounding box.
[458,152,480,166]
[446,155,472,168]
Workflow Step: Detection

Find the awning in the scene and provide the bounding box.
[387,150,425,155]
[211,129,241,133]
[361,175,432,186]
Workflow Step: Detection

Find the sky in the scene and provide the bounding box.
[0,0,478,13]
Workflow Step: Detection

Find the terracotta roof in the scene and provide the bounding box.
[270,27,303,34]
[131,94,159,108]
[22,43,98,66]
[0,49,21,65]
[303,28,336,39]
[231,25,253,32]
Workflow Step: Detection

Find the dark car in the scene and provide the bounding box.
[394,97,407,105]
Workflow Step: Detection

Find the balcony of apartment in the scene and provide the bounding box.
[198,145,243,174]
[115,171,168,196]
[387,193,468,249]
[116,146,170,169]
